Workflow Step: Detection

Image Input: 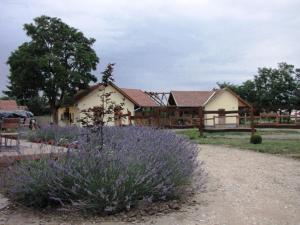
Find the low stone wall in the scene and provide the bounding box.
[0,140,67,168]
[35,115,52,126]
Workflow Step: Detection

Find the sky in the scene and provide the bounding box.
[0,0,300,93]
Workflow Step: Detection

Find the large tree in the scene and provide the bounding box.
[5,43,48,115]
[254,63,297,113]
[293,68,300,110]
[217,63,299,113]
[5,15,99,122]
[5,44,42,104]
[237,80,257,107]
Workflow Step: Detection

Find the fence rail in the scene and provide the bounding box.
[125,107,300,134]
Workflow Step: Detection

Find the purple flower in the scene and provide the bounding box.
[6,126,204,213]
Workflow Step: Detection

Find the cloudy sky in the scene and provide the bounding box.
[0,0,299,93]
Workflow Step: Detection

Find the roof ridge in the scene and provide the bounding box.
[170,90,215,107]
[121,87,143,91]
[171,90,214,92]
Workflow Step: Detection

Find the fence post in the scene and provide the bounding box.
[156,108,160,128]
[198,107,204,137]
[250,107,255,135]
[119,111,122,126]
[128,111,132,125]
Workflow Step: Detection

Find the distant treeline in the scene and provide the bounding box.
[217,62,300,114]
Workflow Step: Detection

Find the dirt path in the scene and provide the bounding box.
[1,145,300,225]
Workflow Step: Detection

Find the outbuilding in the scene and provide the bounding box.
[168,88,251,127]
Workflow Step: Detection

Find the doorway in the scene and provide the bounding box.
[218,109,226,126]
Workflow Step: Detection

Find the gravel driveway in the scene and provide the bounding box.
[1,145,300,225]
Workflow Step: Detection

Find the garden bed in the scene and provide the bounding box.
[1,125,204,215]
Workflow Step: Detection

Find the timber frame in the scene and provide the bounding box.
[144,92,170,106]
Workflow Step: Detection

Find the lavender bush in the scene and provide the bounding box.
[7,126,202,213]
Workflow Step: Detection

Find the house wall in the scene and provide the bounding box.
[57,106,79,126]
[204,91,239,127]
[59,86,134,126]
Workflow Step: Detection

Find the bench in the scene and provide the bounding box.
[0,118,20,150]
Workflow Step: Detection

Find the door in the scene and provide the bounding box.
[218,109,226,126]
[114,107,123,126]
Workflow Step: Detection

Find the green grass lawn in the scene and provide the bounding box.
[178,129,300,158]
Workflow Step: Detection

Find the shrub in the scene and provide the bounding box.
[7,126,203,214]
[250,134,262,144]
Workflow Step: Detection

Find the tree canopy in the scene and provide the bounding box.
[254,63,298,112]
[5,15,99,120]
[217,62,300,113]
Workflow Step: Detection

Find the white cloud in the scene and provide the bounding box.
[0,0,300,92]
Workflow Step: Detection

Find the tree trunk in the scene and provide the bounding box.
[279,109,282,124]
[288,109,292,123]
[51,107,59,124]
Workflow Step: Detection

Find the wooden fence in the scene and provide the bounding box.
[122,107,300,134]
[125,107,256,134]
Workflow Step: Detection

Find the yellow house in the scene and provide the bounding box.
[168,88,251,127]
[58,83,159,126]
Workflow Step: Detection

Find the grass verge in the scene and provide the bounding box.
[178,129,300,158]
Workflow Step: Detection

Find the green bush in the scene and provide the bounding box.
[250,134,262,144]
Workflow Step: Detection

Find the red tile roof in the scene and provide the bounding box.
[74,83,159,107]
[170,91,215,107]
[120,88,159,107]
[0,100,19,110]
[74,84,104,101]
